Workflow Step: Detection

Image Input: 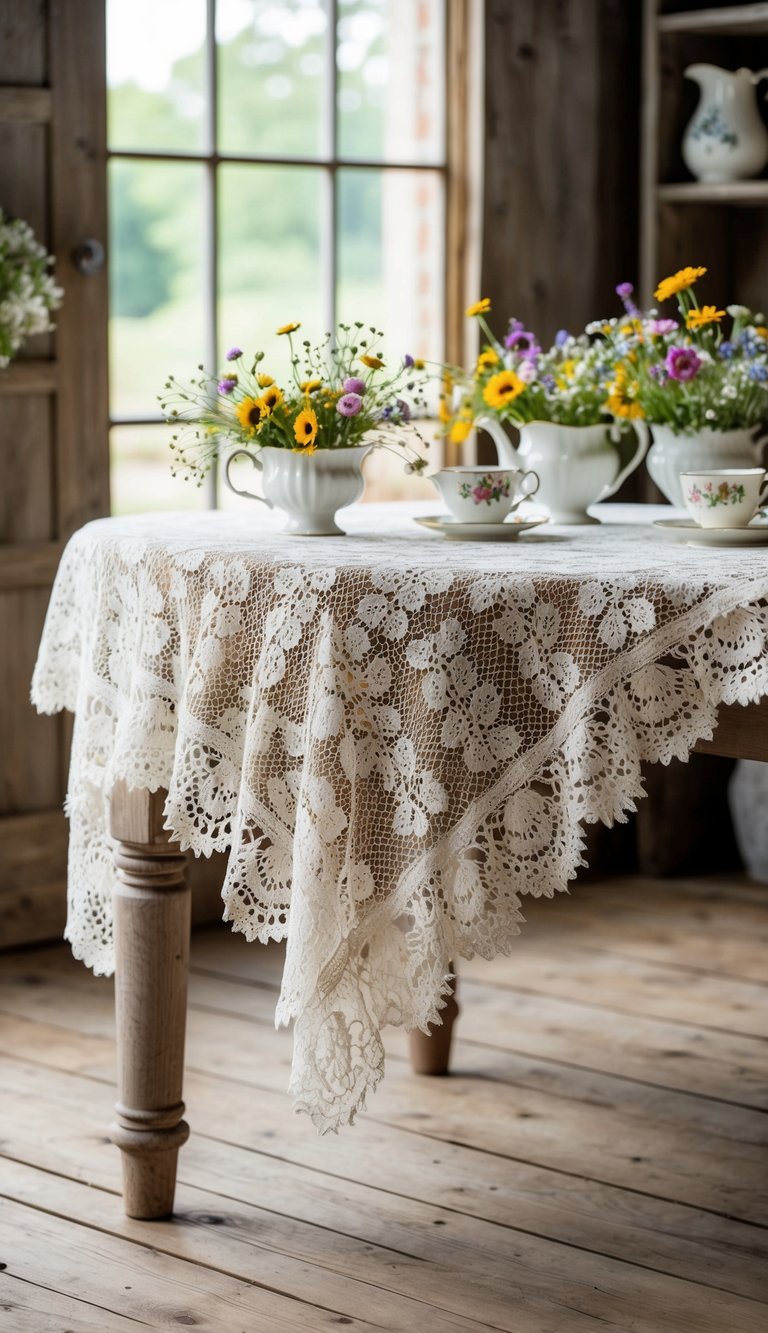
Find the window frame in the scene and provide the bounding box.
[108,0,470,501]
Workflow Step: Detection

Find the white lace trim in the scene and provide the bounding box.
[31,504,768,1131]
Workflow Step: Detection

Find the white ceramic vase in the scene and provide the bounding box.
[682,64,768,184]
[475,416,648,524]
[646,425,762,507]
[224,443,372,535]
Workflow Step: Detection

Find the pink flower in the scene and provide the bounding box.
[336,392,363,417]
[647,319,678,336]
[343,376,366,395]
[665,346,702,382]
[473,485,493,503]
[517,359,538,384]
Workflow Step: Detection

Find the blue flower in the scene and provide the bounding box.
[541,373,557,390]
[555,329,569,348]
[740,329,763,357]
[719,340,736,359]
[748,363,768,382]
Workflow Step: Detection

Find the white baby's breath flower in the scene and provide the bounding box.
[0,208,62,367]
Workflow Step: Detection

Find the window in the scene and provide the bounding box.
[107,0,448,513]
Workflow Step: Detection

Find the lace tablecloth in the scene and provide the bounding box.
[31,502,768,1130]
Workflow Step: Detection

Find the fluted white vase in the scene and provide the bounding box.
[224,444,372,535]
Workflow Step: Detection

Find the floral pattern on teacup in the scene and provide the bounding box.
[459,474,512,506]
[686,480,746,509]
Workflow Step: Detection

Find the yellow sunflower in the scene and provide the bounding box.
[466,297,491,318]
[605,369,643,420]
[476,348,499,374]
[300,378,323,393]
[654,266,707,303]
[483,370,525,410]
[276,322,301,335]
[257,373,274,387]
[686,305,726,330]
[359,354,385,369]
[260,385,284,414]
[236,396,265,434]
[294,406,318,449]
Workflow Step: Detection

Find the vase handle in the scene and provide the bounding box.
[223,448,273,506]
[599,420,650,501]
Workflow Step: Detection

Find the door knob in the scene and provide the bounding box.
[72,238,105,275]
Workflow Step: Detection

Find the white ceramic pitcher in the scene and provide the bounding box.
[474,416,649,525]
[682,64,768,184]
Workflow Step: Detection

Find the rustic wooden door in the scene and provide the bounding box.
[0,0,109,947]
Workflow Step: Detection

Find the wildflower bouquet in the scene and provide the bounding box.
[606,267,768,433]
[0,209,63,368]
[440,298,626,444]
[161,321,429,484]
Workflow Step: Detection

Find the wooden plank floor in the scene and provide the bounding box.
[0,873,767,1332]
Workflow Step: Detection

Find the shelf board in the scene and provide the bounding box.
[658,179,768,204]
[659,3,768,35]
[0,360,59,394]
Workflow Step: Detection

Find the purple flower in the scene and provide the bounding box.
[648,363,667,382]
[396,398,411,421]
[218,377,237,394]
[555,329,569,348]
[665,346,702,382]
[342,376,366,395]
[403,354,415,368]
[616,281,639,317]
[337,392,363,417]
[647,319,678,336]
[507,317,523,334]
[541,373,557,390]
[226,346,242,361]
[504,328,541,357]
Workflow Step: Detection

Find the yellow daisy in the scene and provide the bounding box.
[300,379,322,393]
[654,266,707,303]
[294,406,318,448]
[413,358,425,370]
[257,373,274,387]
[437,398,453,424]
[483,370,526,410]
[755,326,768,339]
[276,321,301,335]
[236,396,265,434]
[605,370,643,420]
[260,385,283,415]
[449,419,472,445]
[359,354,385,369]
[466,297,491,318]
[686,305,725,331]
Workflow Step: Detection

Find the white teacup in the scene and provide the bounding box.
[431,465,539,524]
[681,468,767,529]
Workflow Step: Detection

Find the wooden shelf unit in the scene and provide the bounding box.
[641,1,768,304]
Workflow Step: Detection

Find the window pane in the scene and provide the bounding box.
[107,0,207,152]
[218,164,325,375]
[217,0,328,158]
[111,425,207,515]
[109,159,207,419]
[337,168,444,366]
[337,0,444,163]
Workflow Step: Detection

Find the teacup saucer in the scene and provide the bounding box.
[653,517,768,546]
[414,513,549,542]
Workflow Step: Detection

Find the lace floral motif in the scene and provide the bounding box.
[31,504,768,1132]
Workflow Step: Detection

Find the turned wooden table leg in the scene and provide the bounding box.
[109,781,190,1219]
[409,969,459,1075]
